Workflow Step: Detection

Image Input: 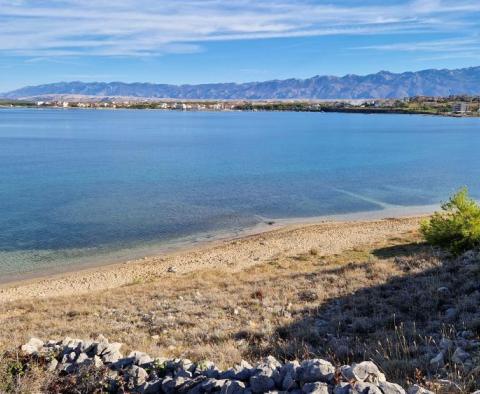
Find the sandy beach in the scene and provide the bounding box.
[0,215,425,304]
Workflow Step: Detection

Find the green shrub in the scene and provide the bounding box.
[421,188,480,255]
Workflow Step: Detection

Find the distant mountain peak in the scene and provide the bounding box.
[2,66,480,100]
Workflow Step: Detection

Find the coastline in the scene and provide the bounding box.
[0,203,439,286]
[2,105,479,118]
[0,204,436,304]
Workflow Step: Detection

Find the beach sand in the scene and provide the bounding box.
[0,215,425,304]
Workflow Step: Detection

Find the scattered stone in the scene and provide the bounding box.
[61,351,76,363]
[17,336,458,394]
[444,307,458,321]
[353,382,383,393]
[299,359,335,383]
[175,369,192,379]
[439,338,454,352]
[79,340,94,353]
[282,371,298,391]
[46,339,58,347]
[219,368,236,380]
[167,266,177,273]
[111,356,134,370]
[201,378,228,392]
[429,352,444,369]
[280,360,300,391]
[128,350,153,366]
[21,337,44,355]
[233,360,253,381]
[196,361,220,379]
[429,379,463,393]
[127,365,149,386]
[460,330,475,339]
[47,358,58,372]
[379,381,406,394]
[161,376,177,394]
[59,362,76,374]
[407,385,434,394]
[104,342,122,355]
[93,335,110,355]
[302,381,329,393]
[333,382,351,394]
[76,352,89,364]
[250,373,275,393]
[177,376,207,393]
[220,380,246,394]
[143,379,162,394]
[261,355,282,370]
[340,361,386,383]
[451,347,470,364]
[92,355,104,368]
[102,349,123,364]
[436,286,450,297]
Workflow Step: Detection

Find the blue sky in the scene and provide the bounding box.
[0,0,479,91]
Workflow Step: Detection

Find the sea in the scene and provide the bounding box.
[1,108,479,280]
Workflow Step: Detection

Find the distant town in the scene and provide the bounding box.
[1,95,479,117]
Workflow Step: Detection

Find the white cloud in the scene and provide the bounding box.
[353,36,480,61]
[0,0,478,57]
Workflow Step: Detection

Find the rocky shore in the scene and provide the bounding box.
[21,336,436,394]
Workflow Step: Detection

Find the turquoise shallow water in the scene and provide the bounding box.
[1,108,479,279]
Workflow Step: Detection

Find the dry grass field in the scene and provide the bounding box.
[1,221,479,392]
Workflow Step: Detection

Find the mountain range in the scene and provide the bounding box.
[3,66,480,100]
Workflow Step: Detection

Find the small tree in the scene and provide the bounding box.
[421,188,480,255]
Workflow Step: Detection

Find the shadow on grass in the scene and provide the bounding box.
[242,242,480,389]
[372,241,431,259]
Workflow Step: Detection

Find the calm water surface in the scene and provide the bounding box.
[1,108,479,279]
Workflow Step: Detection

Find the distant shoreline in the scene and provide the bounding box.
[1,103,479,117]
[0,106,477,118]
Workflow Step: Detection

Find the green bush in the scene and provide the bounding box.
[421,188,480,255]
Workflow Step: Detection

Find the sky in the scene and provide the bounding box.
[0,0,479,92]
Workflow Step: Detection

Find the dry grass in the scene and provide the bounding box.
[1,228,479,392]
[0,350,51,393]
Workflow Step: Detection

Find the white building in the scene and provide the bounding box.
[452,102,468,113]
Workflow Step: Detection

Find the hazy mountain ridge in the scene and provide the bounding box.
[3,66,480,100]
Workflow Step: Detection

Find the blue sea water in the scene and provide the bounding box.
[0,108,479,279]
